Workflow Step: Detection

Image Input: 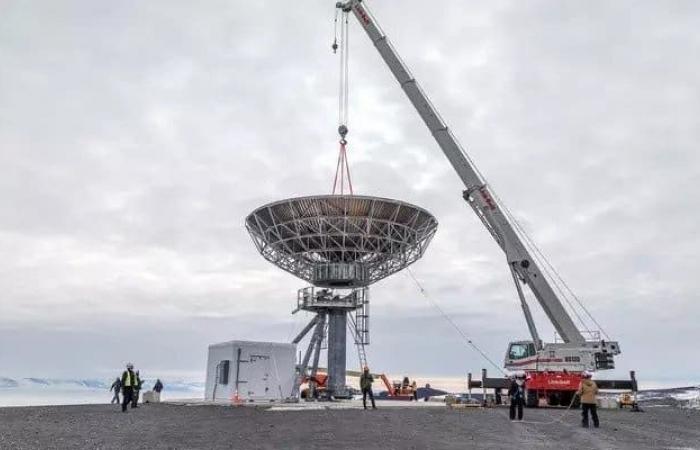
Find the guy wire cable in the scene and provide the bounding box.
[406,267,506,376]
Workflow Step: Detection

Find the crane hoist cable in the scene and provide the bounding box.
[492,188,610,340]
[438,107,609,340]
[419,70,601,340]
[465,136,601,337]
[332,7,339,53]
[331,6,353,195]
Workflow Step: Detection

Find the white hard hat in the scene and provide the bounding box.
[126,362,134,369]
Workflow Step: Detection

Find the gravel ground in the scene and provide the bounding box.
[0,402,698,450]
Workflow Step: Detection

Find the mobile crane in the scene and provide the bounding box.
[336,0,633,406]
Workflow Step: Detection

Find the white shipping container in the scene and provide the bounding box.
[142,391,160,403]
[204,340,297,403]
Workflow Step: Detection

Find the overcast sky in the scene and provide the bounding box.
[1,0,698,387]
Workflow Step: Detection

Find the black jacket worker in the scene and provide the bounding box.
[110,377,121,404]
[508,372,526,421]
[121,363,137,412]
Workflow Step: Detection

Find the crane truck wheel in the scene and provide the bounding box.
[547,392,561,407]
[525,389,538,408]
[559,391,575,407]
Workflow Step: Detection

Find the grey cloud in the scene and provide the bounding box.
[1,0,698,385]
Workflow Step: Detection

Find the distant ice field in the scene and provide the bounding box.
[0,377,204,407]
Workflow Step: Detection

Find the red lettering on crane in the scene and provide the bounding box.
[356,6,371,25]
[479,187,497,210]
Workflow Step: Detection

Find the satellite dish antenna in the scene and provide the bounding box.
[246,195,437,398]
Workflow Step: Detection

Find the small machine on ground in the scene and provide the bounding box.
[379,375,418,401]
[618,391,640,409]
[302,369,420,400]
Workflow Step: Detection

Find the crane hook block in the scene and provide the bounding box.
[338,125,348,138]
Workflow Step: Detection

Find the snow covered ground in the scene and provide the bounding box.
[0,377,204,407]
[637,385,700,409]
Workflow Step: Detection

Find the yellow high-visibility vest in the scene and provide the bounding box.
[123,370,134,387]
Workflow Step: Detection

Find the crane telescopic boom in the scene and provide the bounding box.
[338,0,621,372]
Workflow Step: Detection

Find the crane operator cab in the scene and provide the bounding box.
[508,342,537,361]
[504,341,538,370]
[504,339,621,372]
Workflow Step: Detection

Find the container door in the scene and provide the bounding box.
[238,349,273,400]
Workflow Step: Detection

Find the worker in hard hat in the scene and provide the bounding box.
[131,370,143,408]
[360,366,377,410]
[577,372,600,428]
[120,363,137,412]
[109,377,121,404]
[508,371,526,421]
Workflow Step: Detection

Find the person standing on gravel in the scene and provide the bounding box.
[508,372,526,421]
[360,366,376,410]
[131,370,143,408]
[152,379,164,402]
[121,363,137,412]
[577,372,600,428]
[110,377,122,404]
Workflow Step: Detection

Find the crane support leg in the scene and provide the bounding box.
[510,265,542,350]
